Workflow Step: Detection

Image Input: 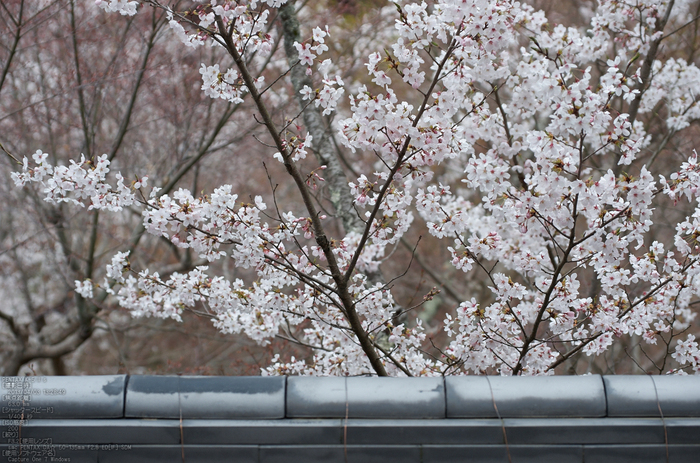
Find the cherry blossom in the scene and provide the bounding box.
[10,0,700,376]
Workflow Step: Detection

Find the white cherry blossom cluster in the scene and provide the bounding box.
[273,134,313,163]
[640,59,700,132]
[294,27,329,67]
[660,152,700,202]
[95,0,138,16]
[336,0,700,375]
[13,0,700,376]
[200,64,247,104]
[300,61,345,117]
[11,150,142,211]
[161,1,282,54]
[673,334,700,373]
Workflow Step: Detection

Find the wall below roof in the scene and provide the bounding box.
[1,375,699,462]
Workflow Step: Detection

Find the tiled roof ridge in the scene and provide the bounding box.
[2,375,699,462]
[2,374,699,419]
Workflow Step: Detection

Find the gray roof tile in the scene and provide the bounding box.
[447,375,606,418]
[125,375,285,419]
[1,375,125,419]
[345,376,445,418]
[604,375,700,417]
[286,376,346,418]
